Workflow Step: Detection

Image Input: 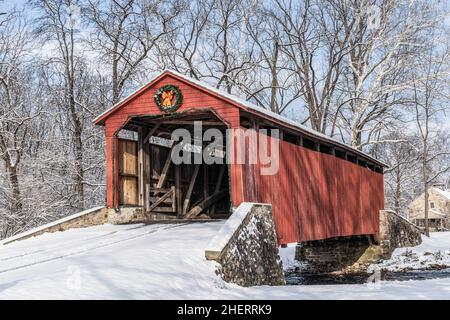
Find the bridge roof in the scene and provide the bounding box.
[94,69,387,168]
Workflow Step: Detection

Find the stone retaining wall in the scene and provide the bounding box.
[205,203,285,286]
[1,206,151,245]
[106,207,148,224]
[379,209,422,249]
[2,207,108,245]
[2,205,232,246]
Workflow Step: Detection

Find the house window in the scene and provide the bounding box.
[430,202,435,209]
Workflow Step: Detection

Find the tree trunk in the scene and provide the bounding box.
[394,167,401,215]
[73,116,84,210]
[270,41,279,113]
[4,159,23,229]
[68,75,84,210]
[112,51,120,104]
[423,140,430,237]
[350,129,362,150]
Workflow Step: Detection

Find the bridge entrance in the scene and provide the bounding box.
[116,110,231,220]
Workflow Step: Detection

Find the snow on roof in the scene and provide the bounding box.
[94,69,386,167]
[433,188,450,201]
[429,209,447,217]
[410,207,448,219]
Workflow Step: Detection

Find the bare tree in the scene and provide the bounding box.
[199,0,258,94]
[0,11,42,235]
[334,0,441,149]
[33,0,94,209]
[375,132,420,216]
[412,42,450,236]
[154,0,214,79]
[265,0,350,131]
[85,0,182,104]
[244,2,302,114]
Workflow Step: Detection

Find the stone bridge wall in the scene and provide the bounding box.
[205,203,285,286]
[1,207,150,245]
[1,207,108,245]
[379,209,422,249]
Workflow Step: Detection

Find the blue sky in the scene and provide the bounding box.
[0,0,27,12]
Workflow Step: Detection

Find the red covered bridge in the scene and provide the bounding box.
[94,70,386,245]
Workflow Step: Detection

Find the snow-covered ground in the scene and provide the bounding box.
[1,222,450,299]
[372,232,450,272]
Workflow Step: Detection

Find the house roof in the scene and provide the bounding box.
[433,188,450,201]
[94,69,387,168]
[408,187,450,214]
[430,209,447,217]
[411,208,448,220]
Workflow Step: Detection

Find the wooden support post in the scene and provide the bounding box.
[152,146,160,185]
[172,186,176,213]
[331,147,336,156]
[138,127,145,206]
[203,165,209,213]
[183,164,200,215]
[155,145,174,191]
[185,189,227,219]
[298,135,303,147]
[148,135,154,210]
[210,166,226,215]
[144,133,151,211]
[252,119,259,131]
[145,184,150,212]
[144,124,159,210]
[175,164,182,217]
[143,123,160,144]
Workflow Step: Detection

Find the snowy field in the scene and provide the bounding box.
[1,222,450,300]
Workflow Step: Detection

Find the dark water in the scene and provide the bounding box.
[285,268,450,285]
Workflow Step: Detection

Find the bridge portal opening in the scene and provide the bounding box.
[115,110,231,220]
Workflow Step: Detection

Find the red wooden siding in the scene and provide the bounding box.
[102,75,240,129]
[242,134,384,244]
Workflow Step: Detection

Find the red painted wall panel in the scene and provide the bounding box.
[104,76,241,130]
[242,136,384,244]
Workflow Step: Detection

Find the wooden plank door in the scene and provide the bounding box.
[118,139,139,205]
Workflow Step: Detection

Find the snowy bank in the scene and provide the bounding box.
[372,232,450,272]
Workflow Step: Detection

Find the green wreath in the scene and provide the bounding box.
[154,84,183,113]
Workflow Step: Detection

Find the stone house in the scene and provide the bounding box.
[408,187,450,231]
